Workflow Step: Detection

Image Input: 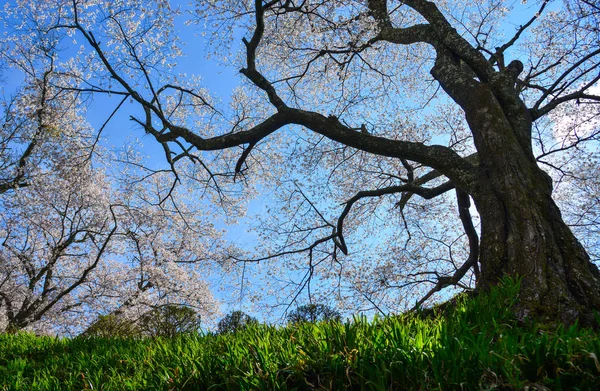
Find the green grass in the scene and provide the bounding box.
[1,279,599,390]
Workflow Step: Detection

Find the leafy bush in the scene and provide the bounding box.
[81,314,140,338]
[138,305,201,338]
[82,305,201,338]
[217,310,258,334]
[286,303,341,323]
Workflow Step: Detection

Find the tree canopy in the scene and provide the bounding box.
[138,305,202,338]
[287,304,342,324]
[1,0,600,331]
[83,305,202,337]
[217,311,259,334]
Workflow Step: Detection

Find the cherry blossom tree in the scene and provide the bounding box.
[0,52,221,335]
[2,0,600,326]
[0,136,221,334]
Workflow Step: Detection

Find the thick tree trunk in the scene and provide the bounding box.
[466,86,600,326]
[428,46,600,325]
[474,176,600,326]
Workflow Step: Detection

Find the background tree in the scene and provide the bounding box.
[0,138,221,334]
[82,305,202,338]
[138,305,202,338]
[1,0,600,326]
[287,304,341,324]
[0,43,222,334]
[217,311,259,334]
[0,160,222,334]
[81,314,140,338]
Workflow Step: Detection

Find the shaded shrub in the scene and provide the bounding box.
[286,303,341,324]
[83,305,201,338]
[217,311,258,334]
[82,314,140,338]
[139,305,201,338]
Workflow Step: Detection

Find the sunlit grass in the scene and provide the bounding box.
[1,278,599,390]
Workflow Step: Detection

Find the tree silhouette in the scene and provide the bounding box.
[287,304,341,324]
[217,311,259,334]
[138,305,202,338]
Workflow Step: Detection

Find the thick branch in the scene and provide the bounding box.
[285,109,477,188]
[155,106,477,190]
[456,188,479,281]
[402,0,495,82]
[397,153,479,210]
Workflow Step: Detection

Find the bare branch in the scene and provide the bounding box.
[411,188,479,310]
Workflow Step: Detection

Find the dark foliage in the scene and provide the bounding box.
[83,305,201,338]
[286,303,341,324]
[138,305,201,338]
[81,314,140,338]
[217,310,258,334]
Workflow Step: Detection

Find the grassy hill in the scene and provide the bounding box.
[1,279,599,390]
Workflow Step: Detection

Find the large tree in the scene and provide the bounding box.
[2,0,600,325]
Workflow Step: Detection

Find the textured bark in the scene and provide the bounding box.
[464,84,600,326]
[473,162,600,326]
